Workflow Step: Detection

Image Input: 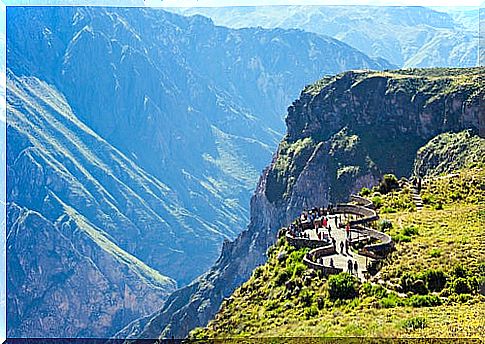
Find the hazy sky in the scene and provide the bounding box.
[0,0,483,6]
[153,0,482,6]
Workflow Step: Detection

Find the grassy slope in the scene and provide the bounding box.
[190,168,485,339]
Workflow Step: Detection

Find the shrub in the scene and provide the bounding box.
[377,219,393,232]
[400,273,427,294]
[402,225,419,236]
[392,233,411,243]
[452,264,469,279]
[292,263,307,279]
[360,187,371,196]
[372,195,383,208]
[408,294,442,307]
[299,288,314,307]
[402,316,427,330]
[429,248,442,258]
[328,273,359,300]
[361,283,388,298]
[422,269,447,292]
[380,293,405,308]
[274,269,291,286]
[304,305,319,319]
[381,206,397,214]
[450,277,471,294]
[378,174,400,194]
[457,293,473,303]
[450,277,478,295]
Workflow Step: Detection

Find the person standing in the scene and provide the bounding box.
[347,259,353,274]
[340,241,344,254]
[354,261,358,276]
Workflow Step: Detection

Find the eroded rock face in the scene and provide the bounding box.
[124,67,483,340]
[6,74,178,338]
[7,203,176,338]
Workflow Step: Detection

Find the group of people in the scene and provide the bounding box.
[287,206,333,240]
[287,206,353,244]
[347,259,359,275]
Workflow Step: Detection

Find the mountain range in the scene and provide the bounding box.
[170,6,480,68]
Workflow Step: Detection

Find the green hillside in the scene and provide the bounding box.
[190,167,485,339]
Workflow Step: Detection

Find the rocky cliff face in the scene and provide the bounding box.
[125,67,484,339]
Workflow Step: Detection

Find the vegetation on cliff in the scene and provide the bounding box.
[190,167,485,339]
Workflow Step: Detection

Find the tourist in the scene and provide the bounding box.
[346,223,350,237]
[330,258,334,267]
[347,259,353,273]
[354,261,358,275]
[340,241,344,253]
[345,239,349,254]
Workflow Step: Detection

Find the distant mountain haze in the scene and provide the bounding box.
[6,6,392,337]
[170,6,480,68]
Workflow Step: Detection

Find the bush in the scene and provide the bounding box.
[371,195,383,208]
[377,219,393,232]
[292,263,307,279]
[408,294,442,307]
[304,305,319,319]
[328,273,359,300]
[360,187,371,196]
[452,264,469,278]
[422,269,447,292]
[381,206,397,214]
[361,282,388,298]
[429,248,442,258]
[380,293,405,308]
[299,288,314,307]
[400,273,427,294]
[457,293,473,303]
[402,316,427,330]
[450,277,478,295]
[274,269,291,286]
[378,174,400,194]
[402,225,419,236]
[392,233,411,243]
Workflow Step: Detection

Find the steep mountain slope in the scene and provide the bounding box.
[190,167,485,339]
[7,6,392,286]
[7,73,177,337]
[124,67,484,339]
[414,130,485,177]
[171,6,479,68]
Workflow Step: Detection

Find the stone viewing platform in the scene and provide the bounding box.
[283,195,393,281]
